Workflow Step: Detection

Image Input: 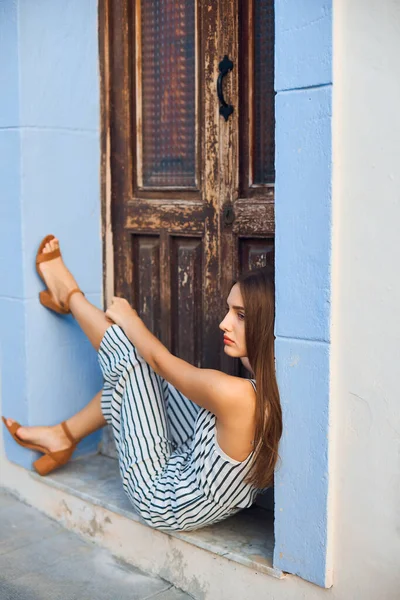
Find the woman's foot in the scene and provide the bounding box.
[38,237,81,309]
[4,419,73,452]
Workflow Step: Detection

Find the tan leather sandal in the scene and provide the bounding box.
[1,417,78,476]
[36,234,84,314]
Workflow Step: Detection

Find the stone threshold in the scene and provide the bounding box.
[35,452,284,580]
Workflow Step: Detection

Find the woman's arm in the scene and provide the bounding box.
[105,297,255,420]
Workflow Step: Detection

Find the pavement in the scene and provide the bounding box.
[0,488,193,600]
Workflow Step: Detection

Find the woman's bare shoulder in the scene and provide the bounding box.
[216,375,257,422]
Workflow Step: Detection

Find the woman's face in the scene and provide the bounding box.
[219,283,247,358]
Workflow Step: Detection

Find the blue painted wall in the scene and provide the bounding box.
[274,0,333,587]
[0,0,103,467]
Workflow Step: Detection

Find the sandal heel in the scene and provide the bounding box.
[33,446,75,476]
[39,290,68,315]
[33,453,59,476]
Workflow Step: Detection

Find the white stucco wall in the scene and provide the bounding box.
[330,0,400,597]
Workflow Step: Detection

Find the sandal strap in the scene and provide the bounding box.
[62,288,84,311]
[61,421,77,445]
[36,248,61,264]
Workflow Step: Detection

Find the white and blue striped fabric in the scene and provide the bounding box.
[98,324,261,532]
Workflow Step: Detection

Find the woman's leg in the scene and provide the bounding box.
[5,390,106,451]
[163,380,200,449]
[99,325,225,532]
[97,325,174,512]
[64,390,106,440]
[5,238,113,448]
[37,236,113,352]
[69,293,112,352]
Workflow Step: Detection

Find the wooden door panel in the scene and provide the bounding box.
[135,0,198,189]
[103,0,275,372]
[132,235,162,338]
[124,201,207,233]
[239,238,275,272]
[170,237,203,367]
[131,232,204,366]
[240,0,275,192]
[106,0,221,373]
[231,200,274,236]
[252,0,275,184]
[219,0,275,376]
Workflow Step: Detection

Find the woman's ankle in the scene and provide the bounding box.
[53,422,75,447]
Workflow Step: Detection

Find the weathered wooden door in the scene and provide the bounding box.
[101,0,274,377]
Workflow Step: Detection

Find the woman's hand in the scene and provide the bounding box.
[105,297,139,330]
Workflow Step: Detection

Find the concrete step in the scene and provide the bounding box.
[1,454,285,599]
[0,488,192,600]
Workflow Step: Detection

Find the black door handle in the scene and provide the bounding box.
[217,55,234,121]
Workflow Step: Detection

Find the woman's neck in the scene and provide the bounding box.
[240,356,254,377]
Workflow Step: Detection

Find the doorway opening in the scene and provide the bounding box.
[99,0,276,546]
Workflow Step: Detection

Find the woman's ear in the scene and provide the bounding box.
[240,357,254,376]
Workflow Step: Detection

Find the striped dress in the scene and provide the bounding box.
[98,324,262,532]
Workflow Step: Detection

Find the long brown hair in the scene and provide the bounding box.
[234,266,282,489]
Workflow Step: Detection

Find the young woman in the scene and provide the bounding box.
[2,235,282,532]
